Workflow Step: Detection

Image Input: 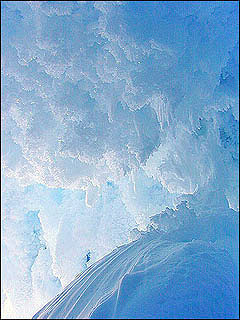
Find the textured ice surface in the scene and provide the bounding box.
[33,204,239,319]
[1,1,239,318]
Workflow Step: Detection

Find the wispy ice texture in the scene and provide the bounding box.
[1,1,239,319]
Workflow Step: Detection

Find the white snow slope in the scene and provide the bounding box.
[33,203,239,319]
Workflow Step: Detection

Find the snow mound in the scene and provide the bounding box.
[33,204,239,319]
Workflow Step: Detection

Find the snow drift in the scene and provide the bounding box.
[33,203,239,319]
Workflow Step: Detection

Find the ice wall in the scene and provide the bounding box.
[1,1,239,319]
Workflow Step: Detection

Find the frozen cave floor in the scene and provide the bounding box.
[33,204,239,319]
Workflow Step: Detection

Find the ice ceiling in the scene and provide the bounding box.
[1,1,239,319]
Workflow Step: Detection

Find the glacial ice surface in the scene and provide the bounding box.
[1,1,239,319]
[33,203,239,319]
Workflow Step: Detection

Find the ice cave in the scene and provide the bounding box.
[1,1,239,319]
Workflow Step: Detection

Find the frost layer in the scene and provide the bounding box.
[2,1,239,206]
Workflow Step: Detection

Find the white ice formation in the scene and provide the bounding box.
[1,1,239,319]
[33,202,239,319]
